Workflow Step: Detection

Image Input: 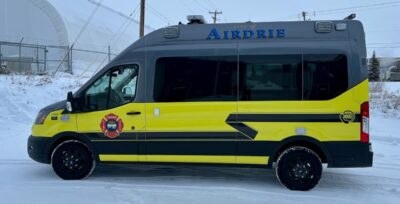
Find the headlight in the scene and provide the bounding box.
[34,110,50,125]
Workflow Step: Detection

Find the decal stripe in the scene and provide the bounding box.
[91,113,360,142]
[227,113,361,123]
[86,132,251,141]
[226,122,258,139]
[99,154,269,165]
[92,140,272,156]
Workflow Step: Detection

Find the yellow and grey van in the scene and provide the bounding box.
[28,17,372,191]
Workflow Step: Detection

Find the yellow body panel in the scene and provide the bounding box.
[145,102,237,132]
[32,110,77,137]
[238,80,368,142]
[31,80,369,166]
[99,154,269,165]
[77,103,146,133]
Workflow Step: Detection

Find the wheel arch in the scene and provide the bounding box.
[271,136,330,164]
[47,132,98,162]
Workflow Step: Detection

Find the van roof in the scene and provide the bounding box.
[76,20,366,97]
[125,20,364,49]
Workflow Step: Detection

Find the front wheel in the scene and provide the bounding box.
[51,140,96,180]
[275,146,322,191]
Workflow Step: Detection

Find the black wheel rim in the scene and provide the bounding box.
[281,153,320,189]
[287,157,313,181]
[60,148,88,174]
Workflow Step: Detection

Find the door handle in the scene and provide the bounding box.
[127,111,141,115]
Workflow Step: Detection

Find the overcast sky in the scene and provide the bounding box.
[94,0,400,57]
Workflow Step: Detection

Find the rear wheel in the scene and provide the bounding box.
[275,146,322,191]
[51,140,95,180]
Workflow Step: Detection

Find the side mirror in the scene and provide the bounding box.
[66,91,73,112]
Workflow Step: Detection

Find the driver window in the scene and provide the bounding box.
[84,65,139,111]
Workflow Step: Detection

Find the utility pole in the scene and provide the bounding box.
[209,10,222,24]
[301,11,308,21]
[139,0,145,38]
[300,11,315,21]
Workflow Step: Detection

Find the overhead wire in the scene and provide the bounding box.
[53,0,104,76]
[146,4,172,25]
[88,2,142,76]
[179,0,196,14]
[193,0,209,11]
[314,1,400,14]
[275,1,400,20]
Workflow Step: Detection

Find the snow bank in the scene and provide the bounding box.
[0,74,89,159]
[370,82,400,118]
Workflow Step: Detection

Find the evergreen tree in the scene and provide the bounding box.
[368,51,381,81]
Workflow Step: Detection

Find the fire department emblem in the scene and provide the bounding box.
[100,113,124,138]
[339,110,355,124]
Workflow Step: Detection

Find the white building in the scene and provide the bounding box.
[0,0,153,73]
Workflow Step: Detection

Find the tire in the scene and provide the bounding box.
[275,146,322,191]
[51,140,96,180]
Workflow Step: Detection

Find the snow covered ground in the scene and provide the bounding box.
[1,75,400,204]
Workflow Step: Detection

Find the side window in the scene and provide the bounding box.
[84,65,138,111]
[303,54,348,100]
[154,57,237,102]
[239,55,302,101]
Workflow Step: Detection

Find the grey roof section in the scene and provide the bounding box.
[110,20,365,66]
[75,20,367,99]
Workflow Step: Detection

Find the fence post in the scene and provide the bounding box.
[44,46,47,72]
[69,45,73,74]
[36,43,39,73]
[18,38,24,73]
[108,45,111,62]
[0,43,2,69]
[18,42,21,73]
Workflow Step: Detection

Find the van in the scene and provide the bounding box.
[28,17,373,191]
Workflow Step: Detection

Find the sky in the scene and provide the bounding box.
[49,0,400,58]
[96,0,400,58]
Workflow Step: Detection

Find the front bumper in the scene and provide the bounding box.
[325,142,373,168]
[27,135,51,164]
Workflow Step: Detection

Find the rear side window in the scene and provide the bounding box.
[154,57,237,102]
[239,55,302,101]
[153,54,349,102]
[303,54,348,100]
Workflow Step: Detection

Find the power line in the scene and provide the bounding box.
[316,4,400,16]
[87,0,141,25]
[315,1,400,14]
[276,1,400,21]
[193,0,209,11]
[179,0,196,14]
[80,2,142,78]
[146,4,172,24]
[205,0,217,9]
[53,0,104,76]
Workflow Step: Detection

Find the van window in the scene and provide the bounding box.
[84,65,138,111]
[303,54,348,100]
[239,55,302,101]
[154,57,237,102]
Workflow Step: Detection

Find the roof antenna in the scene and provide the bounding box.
[343,13,356,20]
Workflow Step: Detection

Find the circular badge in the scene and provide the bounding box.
[100,113,124,138]
[339,110,355,124]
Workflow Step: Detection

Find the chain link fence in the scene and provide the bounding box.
[0,40,116,75]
